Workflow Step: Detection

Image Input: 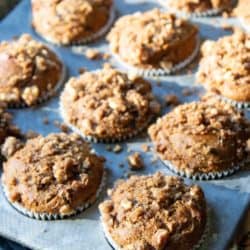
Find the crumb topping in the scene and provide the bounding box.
[166,0,232,13]
[32,0,113,44]
[148,100,250,174]
[99,172,206,250]
[108,9,198,69]
[197,31,250,102]
[60,66,160,140]
[0,34,62,106]
[2,133,104,215]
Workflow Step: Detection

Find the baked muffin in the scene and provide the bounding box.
[2,133,105,219]
[99,172,207,250]
[197,31,250,107]
[107,9,199,75]
[148,99,250,179]
[32,0,114,45]
[159,0,232,16]
[234,0,250,32]
[0,34,64,107]
[60,65,161,142]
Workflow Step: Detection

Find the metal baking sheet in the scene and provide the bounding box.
[0,0,249,249]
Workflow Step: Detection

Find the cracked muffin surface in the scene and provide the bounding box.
[197,31,250,102]
[148,99,250,174]
[107,9,198,70]
[60,65,160,141]
[32,0,113,45]
[165,0,232,13]
[2,133,105,215]
[99,172,206,250]
[0,34,63,106]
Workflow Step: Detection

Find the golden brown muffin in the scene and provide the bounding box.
[234,0,250,29]
[32,0,114,45]
[2,133,105,218]
[107,9,199,71]
[99,172,207,250]
[0,34,63,107]
[164,0,232,14]
[148,100,250,176]
[60,65,160,142]
[197,31,250,103]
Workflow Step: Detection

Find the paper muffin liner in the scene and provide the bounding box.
[100,207,210,250]
[37,6,116,46]
[158,0,236,18]
[216,95,250,110]
[2,170,107,220]
[111,35,200,77]
[7,61,67,109]
[161,159,243,180]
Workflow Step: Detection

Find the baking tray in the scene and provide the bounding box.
[0,0,249,249]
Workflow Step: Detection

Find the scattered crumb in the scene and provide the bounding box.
[221,23,234,32]
[127,152,144,170]
[141,144,149,152]
[105,145,112,152]
[103,53,110,60]
[113,144,123,153]
[78,67,87,74]
[53,120,69,133]
[182,87,196,96]
[85,48,102,60]
[43,117,49,125]
[25,130,39,139]
[165,94,180,106]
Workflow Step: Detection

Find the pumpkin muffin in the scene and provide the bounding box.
[2,133,105,219]
[0,34,64,107]
[99,172,207,250]
[60,65,161,142]
[159,0,232,16]
[197,31,250,107]
[107,9,199,75]
[234,0,250,31]
[148,100,250,179]
[32,0,114,45]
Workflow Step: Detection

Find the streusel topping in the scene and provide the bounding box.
[0,34,62,106]
[108,9,198,69]
[197,31,250,102]
[99,172,206,250]
[32,0,113,44]
[60,66,160,140]
[148,100,250,174]
[2,133,104,215]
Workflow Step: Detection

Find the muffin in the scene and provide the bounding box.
[32,0,114,45]
[99,172,207,250]
[107,9,199,76]
[197,31,250,108]
[148,99,250,179]
[159,0,232,16]
[234,0,250,32]
[0,34,65,107]
[2,133,105,219]
[60,65,161,142]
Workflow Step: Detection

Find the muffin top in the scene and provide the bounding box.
[2,133,105,215]
[32,0,113,44]
[0,104,20,145]
[166,0,232,13]
[148,99,250,174]
[99,172,206,250]
[107,9,198,69]
[0,34,63,106]
[197,31,250,102]
[234,0,250,26]
[60,65,160,140]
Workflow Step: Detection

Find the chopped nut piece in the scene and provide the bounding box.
[128,152,144,170]
[141,144,149,152]
[113,144,123,153]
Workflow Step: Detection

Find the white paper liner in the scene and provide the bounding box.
[7,61,67,109]
[2,170,107,220]
[162,159,243,180]
[100,208,210,250]
[216,95,250,110]
[37,6,116,46]
[111,35,200,77]
[158,0,236,18]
